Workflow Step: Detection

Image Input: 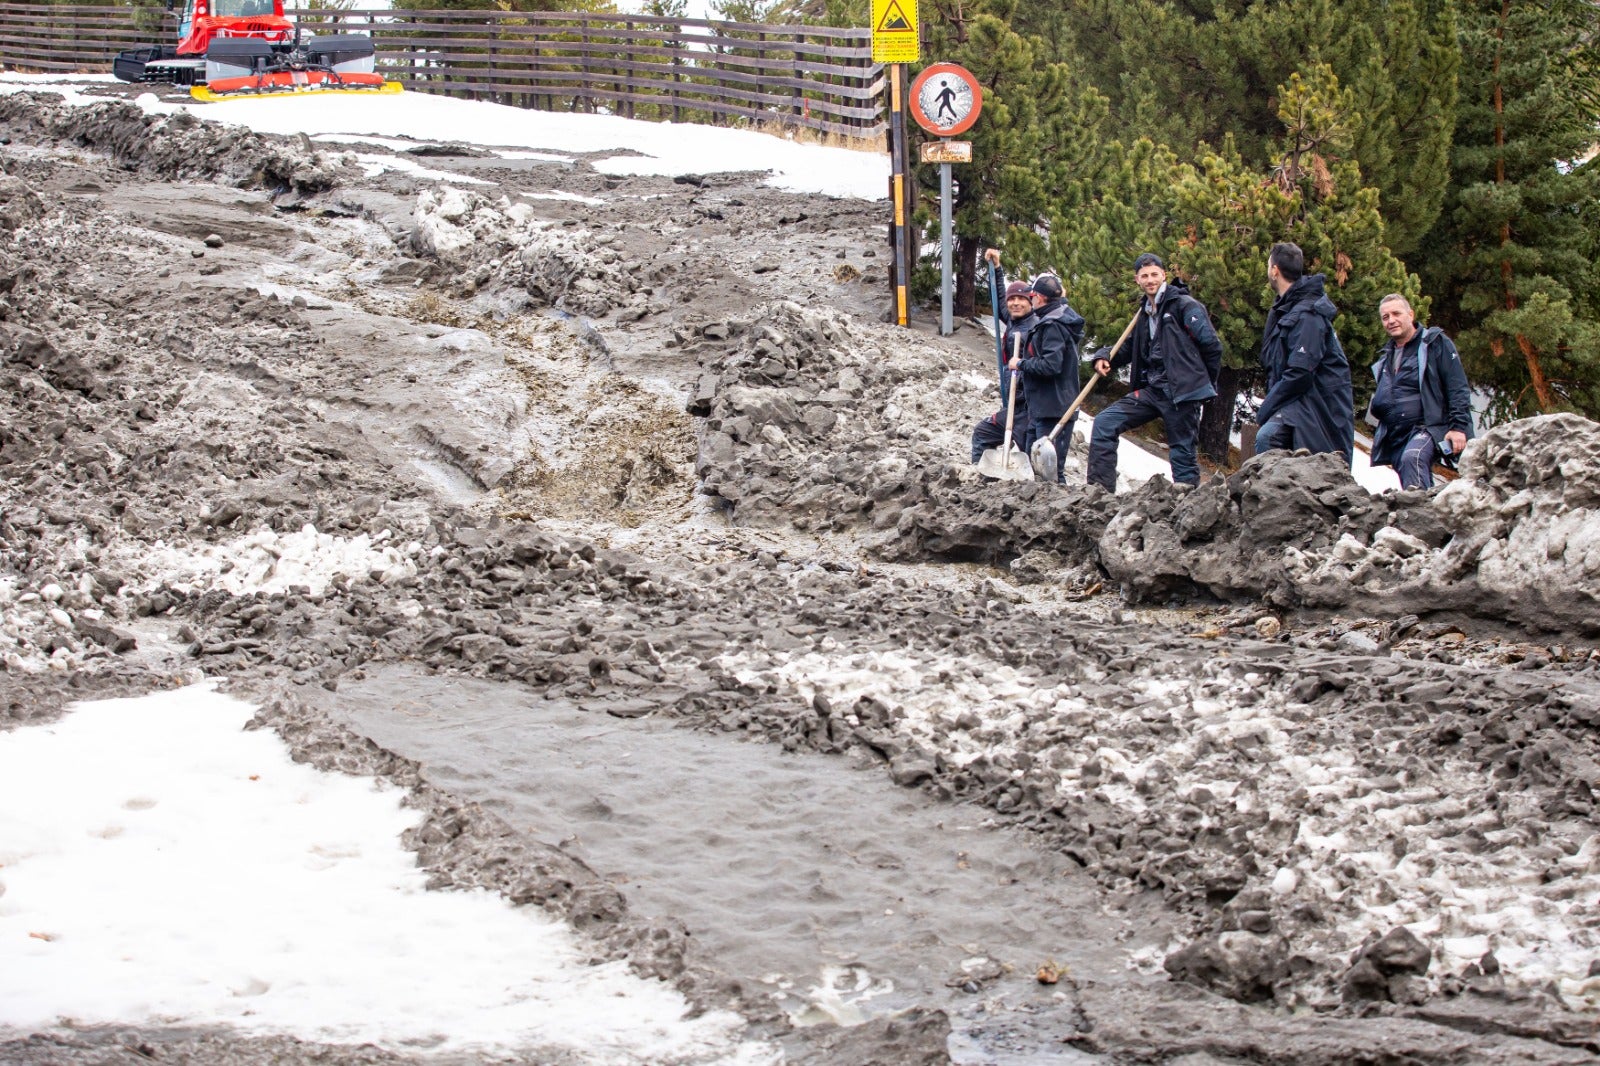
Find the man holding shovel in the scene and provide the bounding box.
[971,250,1037,468]
[1009,273,1086,484]
[1086,253,1223,492]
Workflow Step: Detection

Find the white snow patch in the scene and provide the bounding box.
[128,525,417,597]
[0,685,773,1062]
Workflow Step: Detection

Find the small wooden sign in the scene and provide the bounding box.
[920,140,972,164]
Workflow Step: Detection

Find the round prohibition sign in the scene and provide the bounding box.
[909,62,983,137]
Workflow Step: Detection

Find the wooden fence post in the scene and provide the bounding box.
[792,31,804,127]
[623,20,634,119]
[670,23,682,123]
[486,15,498,105]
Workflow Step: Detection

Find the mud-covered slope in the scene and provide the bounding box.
[3,87,1599,1065]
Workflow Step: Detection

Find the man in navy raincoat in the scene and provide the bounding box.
[1253,242,1355,464]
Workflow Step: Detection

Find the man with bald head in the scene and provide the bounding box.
[1367,293,1474,489]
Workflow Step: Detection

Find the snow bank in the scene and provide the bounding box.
[0,684,772,1063]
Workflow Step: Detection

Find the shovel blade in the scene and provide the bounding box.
[1029,438,1059,482]
[977,445,1035,481]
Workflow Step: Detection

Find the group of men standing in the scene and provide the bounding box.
[972,241,1475,492]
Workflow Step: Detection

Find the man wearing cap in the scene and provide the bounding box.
[1009,272,1086,483]
[971,250,1037,465]
[1086,253,1223,492]
[1367,293,1473,489]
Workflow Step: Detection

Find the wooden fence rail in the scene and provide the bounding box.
[0,2,886,139]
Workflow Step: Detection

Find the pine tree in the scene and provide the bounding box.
[910,1,1106,317]
[1417,0,1600,421]
[1048,65,1415,460]
[1050,0,1459,256]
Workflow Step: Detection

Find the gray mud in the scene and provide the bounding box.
[3,87,1600,1064]
[319,666,1153,1061]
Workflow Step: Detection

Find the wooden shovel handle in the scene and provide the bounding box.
[1047,311,1142,443]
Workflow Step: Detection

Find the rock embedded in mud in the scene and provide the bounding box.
[0,174,44,231]
[1342,926,1434,1005]
[1363,926,1432,977]
[1164,931,1291,1004]
[784,1007,952,1065]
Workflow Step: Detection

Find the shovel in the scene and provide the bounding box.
[977,337,1034,481]
[1029,312,1141,481]
[987,260,1006,387]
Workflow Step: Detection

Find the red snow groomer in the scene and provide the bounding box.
[113,0,401,102]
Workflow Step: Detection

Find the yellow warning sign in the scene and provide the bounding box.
[871,0,919,63]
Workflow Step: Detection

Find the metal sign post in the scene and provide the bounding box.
[909,65,981,338]
[871,0,919,327]
[940,158,953,334]
[920,140,973,335]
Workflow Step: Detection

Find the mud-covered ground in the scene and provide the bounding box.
[3,85,1600,1064]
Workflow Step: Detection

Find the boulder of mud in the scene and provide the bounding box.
[1343,926,1433,1005]
[1417,413,1600,633]
[1098,452,1384,605]
[783,1007,951,1065]
[1364,925,1432,976]
[1164,930,1291,1004]
[0,174,43,231]
[403,186,635,314]
[2,328,98,395]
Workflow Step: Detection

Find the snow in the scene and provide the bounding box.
[0,684,773,1063]
[0,73,888,200]
[124,524,419,597]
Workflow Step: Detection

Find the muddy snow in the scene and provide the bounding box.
[2,80,1599,1064]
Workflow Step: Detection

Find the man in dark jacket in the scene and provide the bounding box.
[1007,273,1085,482]
[1086,253,1223,491]
[1253,242,1354,464]
[1368,293,1473,489]
[970,268,1036,464]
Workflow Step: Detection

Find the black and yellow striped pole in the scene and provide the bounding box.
[890,64,910,326]
[871,0,918,327]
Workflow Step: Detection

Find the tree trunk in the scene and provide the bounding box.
[1199,364,1244,466]
[1489,0,1554,411]
[954,235,979,319]
[1516,333,1556,409]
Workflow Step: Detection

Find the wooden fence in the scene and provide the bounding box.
[0,2,885,139]
[0,1,161,70]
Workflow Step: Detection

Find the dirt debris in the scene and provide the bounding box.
[3,86,1600,1064]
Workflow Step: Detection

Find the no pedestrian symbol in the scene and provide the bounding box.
[871,0,919,63]
[909,62,982,137]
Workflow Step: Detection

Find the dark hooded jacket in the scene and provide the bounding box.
[995,312,1035,416]
[1110,279,1223,404]
[1367,326,1474,468]
[1015,297,1086,420]
[1256,273,1354,461]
